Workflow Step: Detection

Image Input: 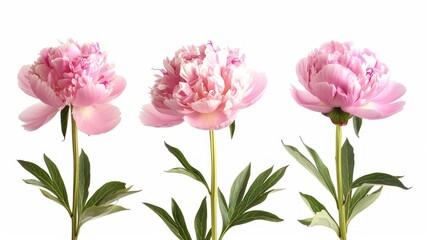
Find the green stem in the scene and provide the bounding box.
[335,125,347,240]
[71,109,80,240]
[209,130,217,240]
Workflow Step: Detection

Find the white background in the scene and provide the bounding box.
[1,0,428,239]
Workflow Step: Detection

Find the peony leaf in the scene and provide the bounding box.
[194,197,208,240]
[171,198,192,240]
[84,181,127,210]
[348,187,382,224]
[232,210,282,226]
[144,202,182,239]
[218,188,229,230]
[40,189,64,207]
[43,154,70,212]
[204,229,212,240]
[298,210,339,235]
[23,179,45,188]
[351,172,410,190]
[60,105,70,140]
[166,167,201,182]
[349,185,373,212]
[164,142,210,193]
[18,159,70,213]
[97,187,139,206]
[78,149,91,214]
[301,139,337,201]
[79,205,128,228]
[341,139,354,200]
[283,142,335,198]
[219,165,286,238]
[299,192,330,214]
[229,120,236,139]
[353,116,362,137]
[228,164,251,216]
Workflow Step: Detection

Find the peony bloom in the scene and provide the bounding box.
[292,41,406,123]
[18,39,126,135]
[140,41,267,130]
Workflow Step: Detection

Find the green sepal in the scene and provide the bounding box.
[164,142,210,193]
[60,105,70,140]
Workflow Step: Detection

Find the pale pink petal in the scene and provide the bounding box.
[296,58,309,87]
[343,101,405,119]
[140,104,184,127]
[18,65,37,98]
[30,75,65,108]
[72,104,121,135]
[73,84,106,106]
[232,71,267,110]
[291,87,333,113]
[190,99,222,113]
[184,110,236,130]
[103,75,127,102]
[311,65,358,106]
[371,81,406,104]
[19,103,59,131]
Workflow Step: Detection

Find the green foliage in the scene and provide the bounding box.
[283,138,409,233]
[149,143,286,240]
[60,105,70,140]
[229,120,236,139]
[352,116,362,137]
[218,164,286,239]
[164,142,210,193]
[144,198,210,240]
[18,150,138,232]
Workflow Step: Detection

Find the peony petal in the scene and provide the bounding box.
[19,103,59,131]
[343,101,405,120]
[185,110,235,130]
[232,70,267,110]
[371,81,406,104]
[72,83,106,106]
[190,99,222,113]
[72,104,121,135]
[18,65,37,98]
[291,87,333,113]
[311,65,358,106]
[103,75,127,102]
[30,75,65,108]
[140,104,184,127]
[296,58,310,88]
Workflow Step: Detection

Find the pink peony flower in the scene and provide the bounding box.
[140,41,267,130]
[292,41,406,122]
[18,39,126,135]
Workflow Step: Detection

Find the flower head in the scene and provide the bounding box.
[140,41,267,130]
[292,41,406,124]
[18,39,126,135]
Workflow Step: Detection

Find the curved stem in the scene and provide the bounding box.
[335,125,347,240]
[71,108,80,240]
[209,130,217,240]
